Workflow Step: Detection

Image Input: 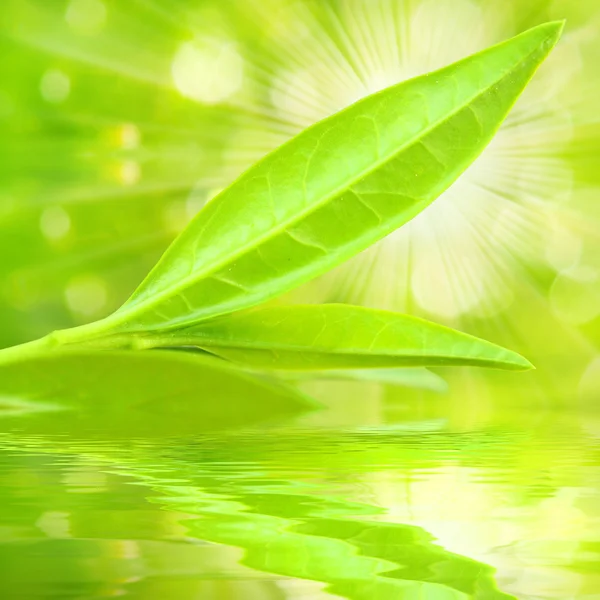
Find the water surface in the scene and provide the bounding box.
[1,381,599,599]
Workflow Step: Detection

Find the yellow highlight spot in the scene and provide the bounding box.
[117,160,141,186]
[110,123,140,150]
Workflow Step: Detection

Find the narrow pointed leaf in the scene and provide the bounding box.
[139,305,533,371]
[90,22,563,337]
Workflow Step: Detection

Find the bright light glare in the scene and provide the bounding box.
[172,38,244,104]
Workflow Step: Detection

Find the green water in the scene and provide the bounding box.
[1,381,599,600]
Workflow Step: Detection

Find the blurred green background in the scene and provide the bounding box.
[1,2,600,599]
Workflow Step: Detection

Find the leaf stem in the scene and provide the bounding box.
[0,317,140,365]
[0,334,59,365]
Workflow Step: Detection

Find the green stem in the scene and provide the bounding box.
[51,315,125,346]
[0,334,59,364]
[0,316,140,365]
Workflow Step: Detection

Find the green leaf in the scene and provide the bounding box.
[136,305,533,371]
[72,22,562,339]
[0,349,318,434]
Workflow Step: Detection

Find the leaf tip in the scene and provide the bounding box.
[535,19,566,46]
[547,19,566,36]
[514,20,564,59]
[507,352,535,372]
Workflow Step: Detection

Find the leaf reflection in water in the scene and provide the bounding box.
[0,424,519,599]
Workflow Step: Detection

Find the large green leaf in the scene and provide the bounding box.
[63,22,562,340]
[134,305,533,371]
[0,349,317,433]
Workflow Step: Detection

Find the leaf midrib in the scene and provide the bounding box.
[121,36,551,321]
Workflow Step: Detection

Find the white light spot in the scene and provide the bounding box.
[40,69,71,104]
[40,206,71,241]
[65,0,107,34]
[65,275,108,317]
[172,38,244,104]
